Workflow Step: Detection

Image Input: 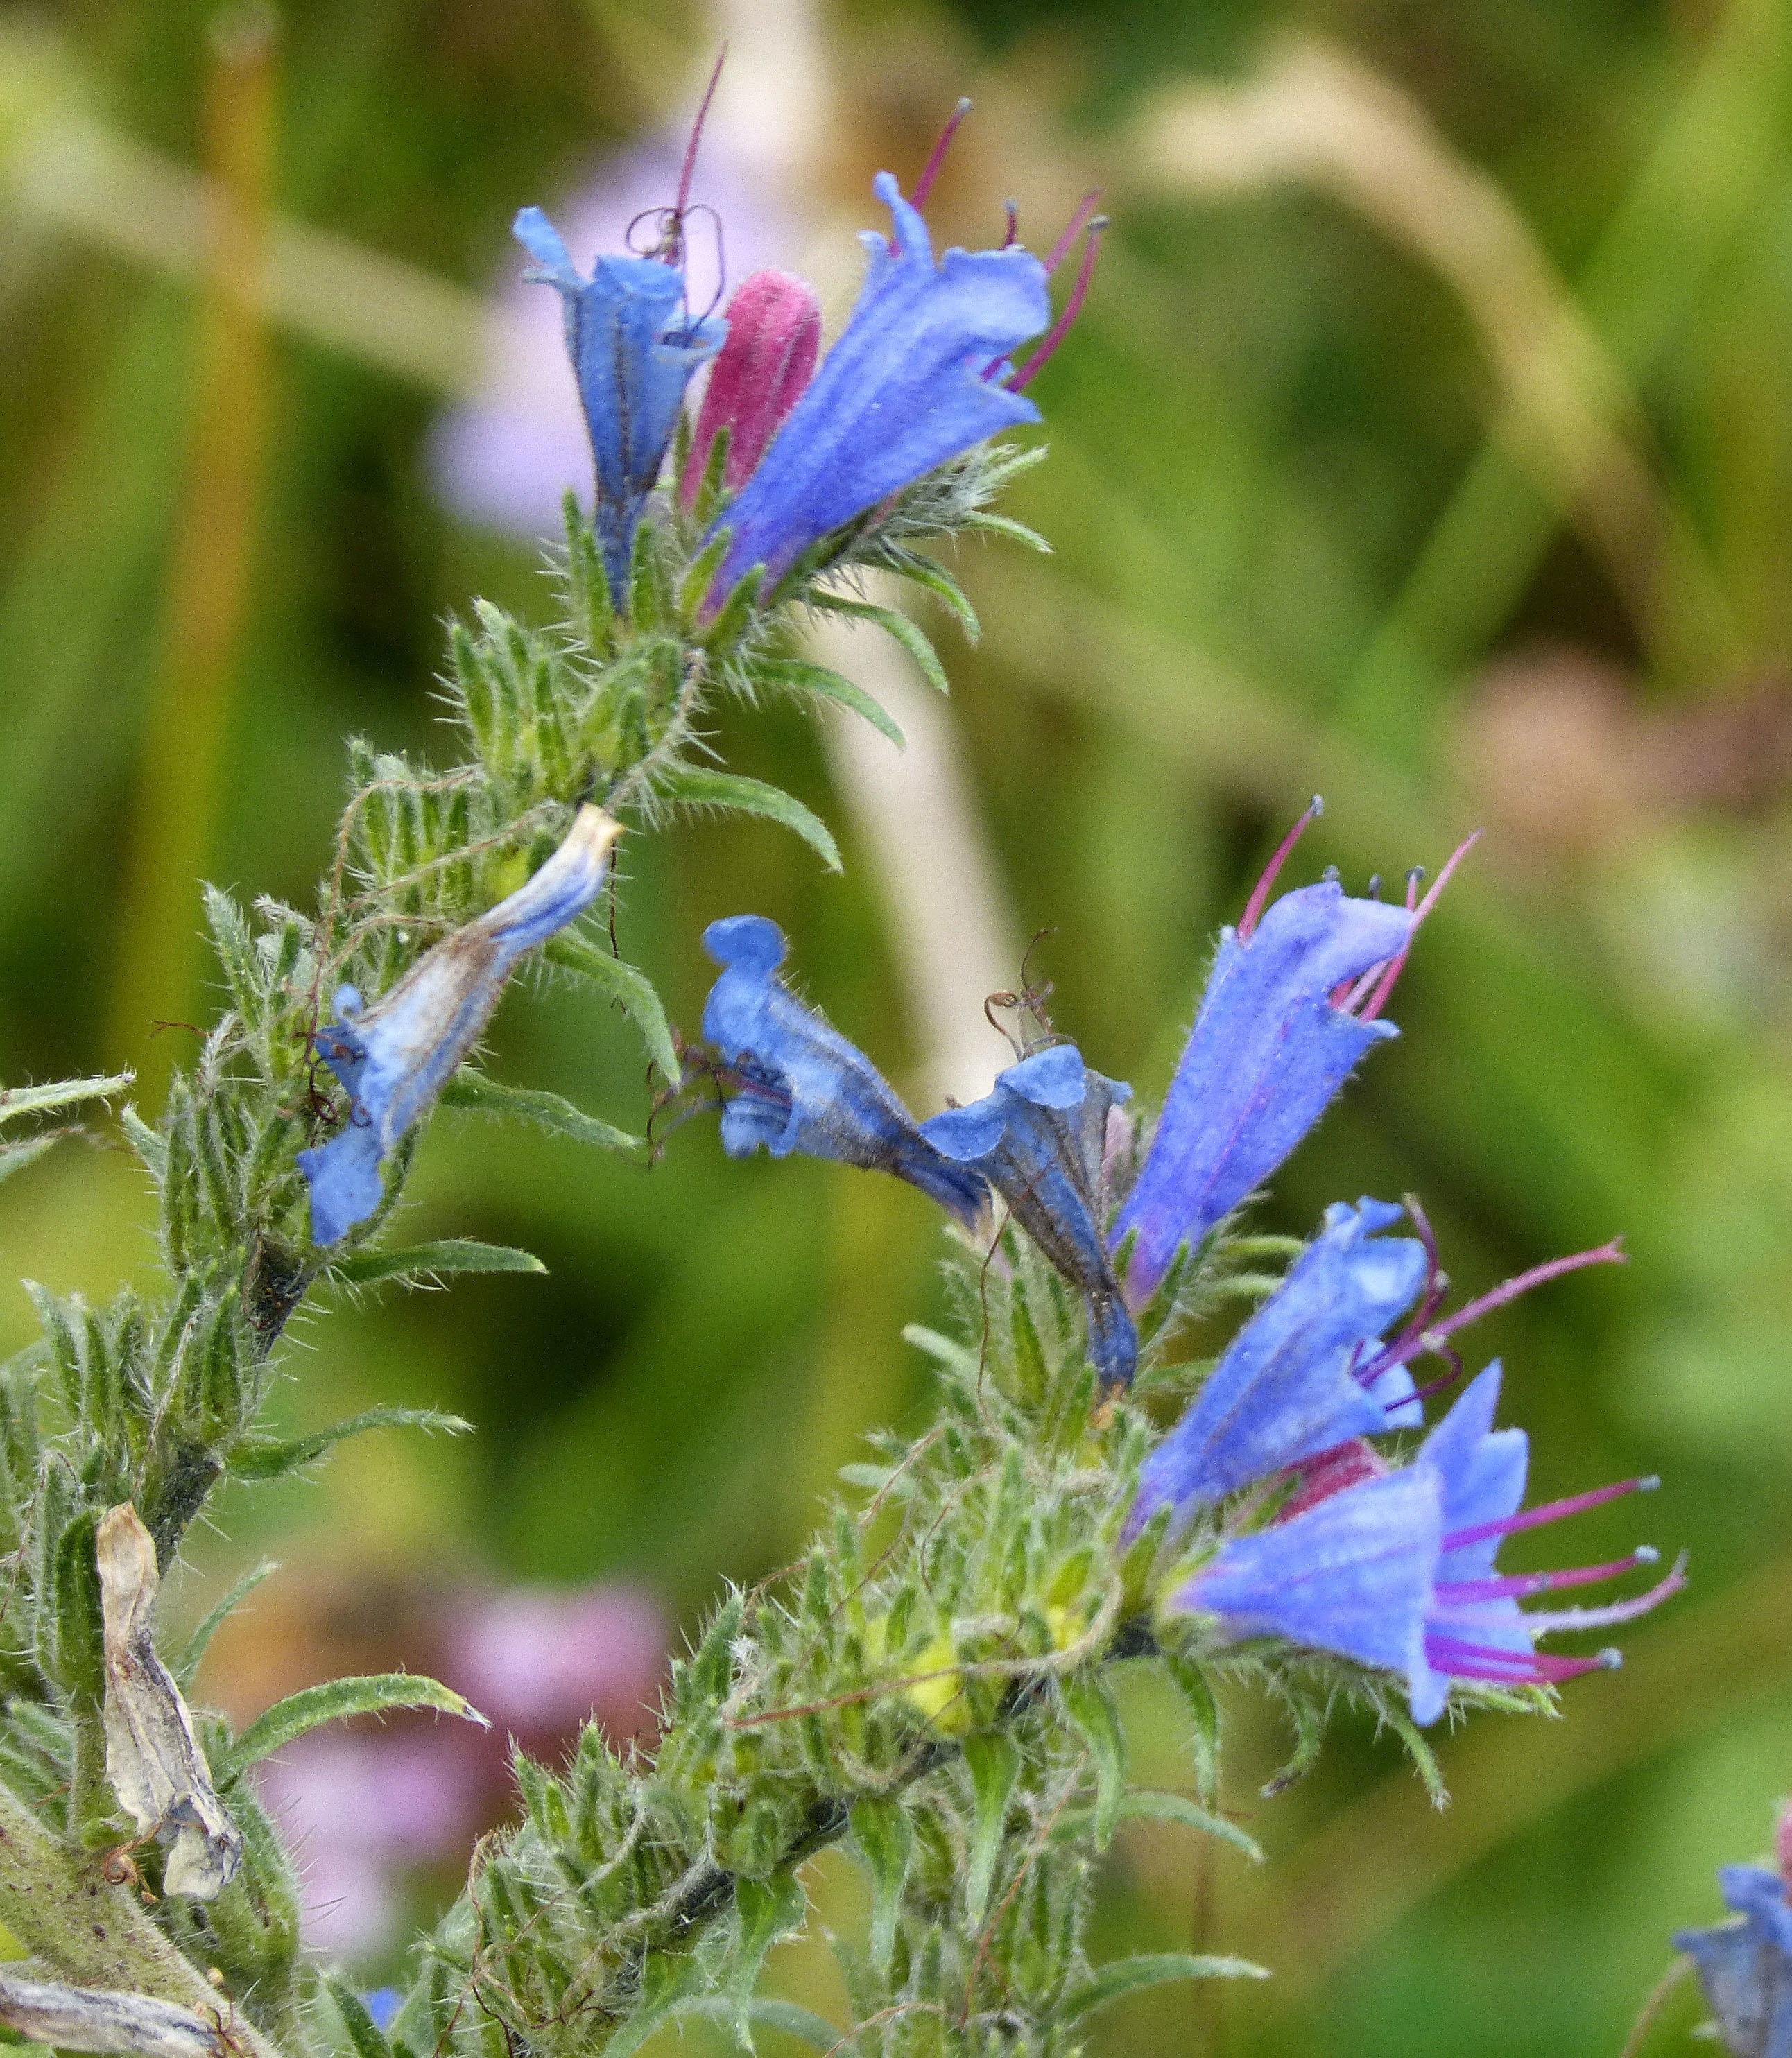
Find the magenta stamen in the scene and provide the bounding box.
[911,96,973,210]
[1444,1473,1659,1553]
[1436,1548,1659,1602]
[1340,956,1393,1014]
[1397,1354,1463,1408]
[1008,215,1108,394]
[1424,1240,1626,1349]
[1517,1555,1688,1635]
[671,46,729,246]
[1427,1638,1621,1684]
[1001,198,1019,248]
[1043,189,1103,275]
[1357,829,1482,1023]
[1236,797,1324,943]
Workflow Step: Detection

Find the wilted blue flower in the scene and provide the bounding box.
[701,915,990,1229]
[921,1044,1137,1388]
[1171,1360,1683,1724]
[515,206,725,596]
[1127,1197,1427,1535]
[1112,875,1415,1305]
[299,808,619,1246]
[704,172,1051,600]
[1676,1864,1792,2058]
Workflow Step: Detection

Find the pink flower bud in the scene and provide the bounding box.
[681,269,820,506]
[1278,1438,1390,1523]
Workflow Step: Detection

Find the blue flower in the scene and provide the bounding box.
[1676,1866,1792,2058]
[1128,1198,1427,1535]
[920,1044,1137,1388]
[704,173,1051,600]
[1175,1468,1442,1698]
[1112,879,1416,1304]
[1171,1360,1683,1724]
[515,206,725,598]
[701,915,990,1229]
[1410,1360,1682,1723]
[299,807,619,1246]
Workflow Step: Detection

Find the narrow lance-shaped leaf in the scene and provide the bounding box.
[1060,1670,1128,1849]
[809,588,949,695]
[1117,1789,1263,1865]
[439,1070,641,1156]
[673,1998,844,2054]
[1060,1953,1270,2021]
[850,1796,912,1975]
[0,1073,132,1128]
[176,1558,277,1689]
[327,1236,549,1288]
[222,1672,488,1778]
[753,657,905,747]
[229,1406,469,1482]
[323,1975,396,2058]
[654,764,843,873]
[963,1730,1022,1926]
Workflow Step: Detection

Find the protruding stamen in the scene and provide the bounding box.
[1009,214,1108,393]
[1357,829,1482,1022]
[1423,1239,1626,1351]
[1237,797,1324,942]
[669,46,729,259]
[1426,1637,1622,1684]
[1517,1553,1688,1635]
[1445,1472,1659,1553]
[1044,189,1103,275]
[1001,198,1019,248]
[911,96,973,209]
[1436,1548,1660,1602]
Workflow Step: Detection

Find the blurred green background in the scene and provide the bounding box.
[3,0,1792,2050]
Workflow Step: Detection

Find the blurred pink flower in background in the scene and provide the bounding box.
[255,1580,667,1963]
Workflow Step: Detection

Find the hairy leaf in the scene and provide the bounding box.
[223,1672,488,1777]
[0,1073,132,1128]
[757,657,905,747]
[544,935,680,1083]
[439,1071,641,1155]
[655,765,842,873]
[1117,1788,1263,1864]
[1061,1953,1269,2020]
[327,1236,548,1288]
[229,1407,469,1482]
[809,589,949,695]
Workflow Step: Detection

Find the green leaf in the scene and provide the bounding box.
[1060,1672,1127,1849]
[439,1069,641,1155]
[1164,1652,1221,1806]
[229,1406,469,1482]
[889,555,980,641]
[327,1237,547,1288]
[850,1796,912,1976]
[119,1105,166,1181]
[902,1324,978,1379]
[544,935,680,1084]
[727,1874,808,2048]
[1262,1696,1326,1798]
[223,1672,488,1778]
[655,765,842,873]
[324,1975,395,2058]
[755,657,904,748]
[1381,1704,1449,1806]
[0,1135,60,1187]
[963,1730,1023,1926]
[960,510,1051,553]
[673,1998,843,2054]
[0,1073,131,1127]
[1061,1953,1268,2021]
[810,589,948,695]
[177,1558,278,1689]
[1117,1789,1262,1864]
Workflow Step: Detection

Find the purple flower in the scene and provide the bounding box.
[701,915,990,1230]
[1127,1197,1427,1535]
[921,1044,1136,1388]
[680,270,821,505]
[1676,1865,1792,2058]
[703,171,1051,600]
[1172,1362,1683,1724]
[514,206,725,596]
[299,808,619,1245]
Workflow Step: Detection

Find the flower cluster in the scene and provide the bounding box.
[519,98,1102,618]
[696,807,1683,1726]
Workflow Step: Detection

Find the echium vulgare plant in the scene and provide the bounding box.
[0,94,1685,2058]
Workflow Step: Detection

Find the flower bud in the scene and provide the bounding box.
[681,270,820,506]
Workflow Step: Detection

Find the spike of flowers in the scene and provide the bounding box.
[1126,1198,1427,1537]
[922,1044,1137,1388]
[515,206,726,597]
[700,915,990,1231]
[700,172,1050,603]
[1110,856,1416,1306]
[299,808,621,1246]
[680,270,822,505]
[1170,1359,1682,1724]
[1675,1862,1792,2058]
